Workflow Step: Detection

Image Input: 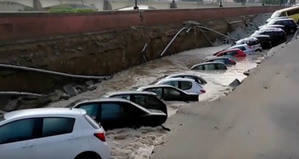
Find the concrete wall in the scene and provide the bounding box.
[0,6,282,42]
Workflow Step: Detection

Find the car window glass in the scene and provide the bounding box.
[0,119,39,144]
[180,81,192,90]
[247,40,259,45]
[147,88,163,98]
[238,46,246,51]
[217,64,226,69]
[164,81,179,87]
[280,11,286,16]
[194,78,202,84]
[79,103,100,120]
[164,88,181,98]
[205,64,216,70]
[101,103,123,120]
[145,96,163,110]
[113,95,130,100]
[42,118,75,137]
[195,65,204,70]
[134,95,146,106]
[214,59,224,63]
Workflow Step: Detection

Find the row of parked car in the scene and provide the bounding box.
[0,13,297,159]
[190,16,298,71]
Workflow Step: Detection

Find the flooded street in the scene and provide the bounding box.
[47,43,270,159]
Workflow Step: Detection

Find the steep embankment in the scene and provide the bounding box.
[152,38,299,159]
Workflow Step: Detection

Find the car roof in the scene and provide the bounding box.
[260,24,285,28]
[274,6,299,13]
[157,77,195,83]
[236,37,258,43]
[166,73,200,78]
[206,57,231,61]
[191,62,225,69]
[137,84,181,91]
[271,18,294,22]
[3,108,85,121]
[72,98,153,114]
[230,44,248,48]
[259,27,284,32]
[104,91,156,97]
[251,34,270,38]
[217,48,240,53]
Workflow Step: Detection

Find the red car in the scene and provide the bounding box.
[213,49,246,58]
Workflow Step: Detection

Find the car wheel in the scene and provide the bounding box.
[75,153,101,159]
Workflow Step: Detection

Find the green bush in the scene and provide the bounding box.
[49,6,96,13]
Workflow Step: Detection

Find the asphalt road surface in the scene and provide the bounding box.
[152,39,299,159]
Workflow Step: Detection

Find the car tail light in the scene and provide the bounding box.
[94,132,106,142]
[229,59,236,64]
[200,90,206,93]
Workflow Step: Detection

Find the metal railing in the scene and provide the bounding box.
[0,0,287,13]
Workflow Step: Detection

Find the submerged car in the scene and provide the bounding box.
[205,57,236,65]
[137,85,199,101]
[259,24,286,31]
[252,28,287,46]
[268,6,299,23]
[72,98,167,129]
[0,108,110,159]
[267,18,298,34]
[156,78,206,95]
[190,62,227,71]
[228,44,255,54]
[213,49,246,58]
[235,37,262,52]
[165,73,207,85]
[103,91,167,115]
[250,34,272,49]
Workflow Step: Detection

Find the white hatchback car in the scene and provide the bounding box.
[228,44,255,54]
[235,37,263,52]
[156,78,206,95]
[0,108,110,159]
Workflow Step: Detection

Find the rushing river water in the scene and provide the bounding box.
[48,43,270,159]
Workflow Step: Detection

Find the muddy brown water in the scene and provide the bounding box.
[46,44,269,159]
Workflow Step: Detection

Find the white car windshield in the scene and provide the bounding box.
[271,11,281,18]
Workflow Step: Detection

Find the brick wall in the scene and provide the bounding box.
[0,6,282,41]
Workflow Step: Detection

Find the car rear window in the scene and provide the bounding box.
[205,64,216,70]
[247,40,259,46]
[180,81,192,90]
[238,46,246,51]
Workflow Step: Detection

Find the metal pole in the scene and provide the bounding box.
[134,0,139,10]
[219,0,223,7]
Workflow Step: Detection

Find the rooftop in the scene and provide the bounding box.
[4,108,85,121]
